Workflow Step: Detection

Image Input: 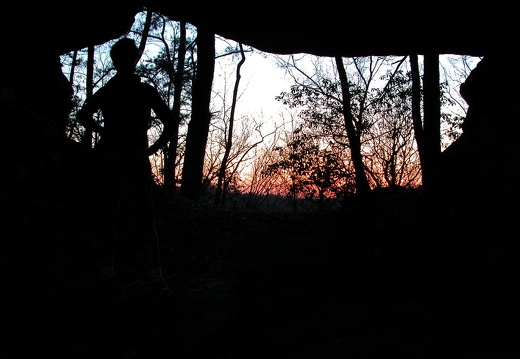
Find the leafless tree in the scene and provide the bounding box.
[214,43,246,205]
[180,25,215,200]
[335,56,371,195]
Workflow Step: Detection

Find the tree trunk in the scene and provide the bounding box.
[137,10,152,58]
[214,44,245,205]
[164,21,187,194]
[409,54,427,177]
[335,56,371,196]
[81,45,95,148]
[180,26,215,201]
[66,50,78,139]
[422,53,441,187]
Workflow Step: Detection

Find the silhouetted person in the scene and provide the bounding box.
[77,38,174,291]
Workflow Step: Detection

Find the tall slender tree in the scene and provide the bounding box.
[214,43,245,205]
[409,54,427,178]
[164,21,187,194]
[335,56,371,196]
[137,10,152,56]
[81,45,95,148]
[180,25,215,200]
[422,53,441,187]
[65,50,78,139]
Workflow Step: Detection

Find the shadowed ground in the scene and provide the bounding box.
[2,188,520,358]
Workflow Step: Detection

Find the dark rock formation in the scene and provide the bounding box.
[439,55,520,214]
[5,2,514,57]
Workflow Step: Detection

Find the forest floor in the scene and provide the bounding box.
[2,186,520,359]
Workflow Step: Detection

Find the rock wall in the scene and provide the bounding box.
[440,56,520,214]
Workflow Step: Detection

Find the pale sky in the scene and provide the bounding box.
[212,42,294,124]
[237,52,291,118]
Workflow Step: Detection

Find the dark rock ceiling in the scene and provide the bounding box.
[7,2,515,58]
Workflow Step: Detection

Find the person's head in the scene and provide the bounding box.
[110,38,141,74]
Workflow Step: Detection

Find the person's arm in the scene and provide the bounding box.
[76,93,104,135]
[146,91,176,156]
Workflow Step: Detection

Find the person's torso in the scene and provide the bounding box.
[96,75,157,152]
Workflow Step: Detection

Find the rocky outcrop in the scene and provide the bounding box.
[3,2,514,57]
[440,56,520,215]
